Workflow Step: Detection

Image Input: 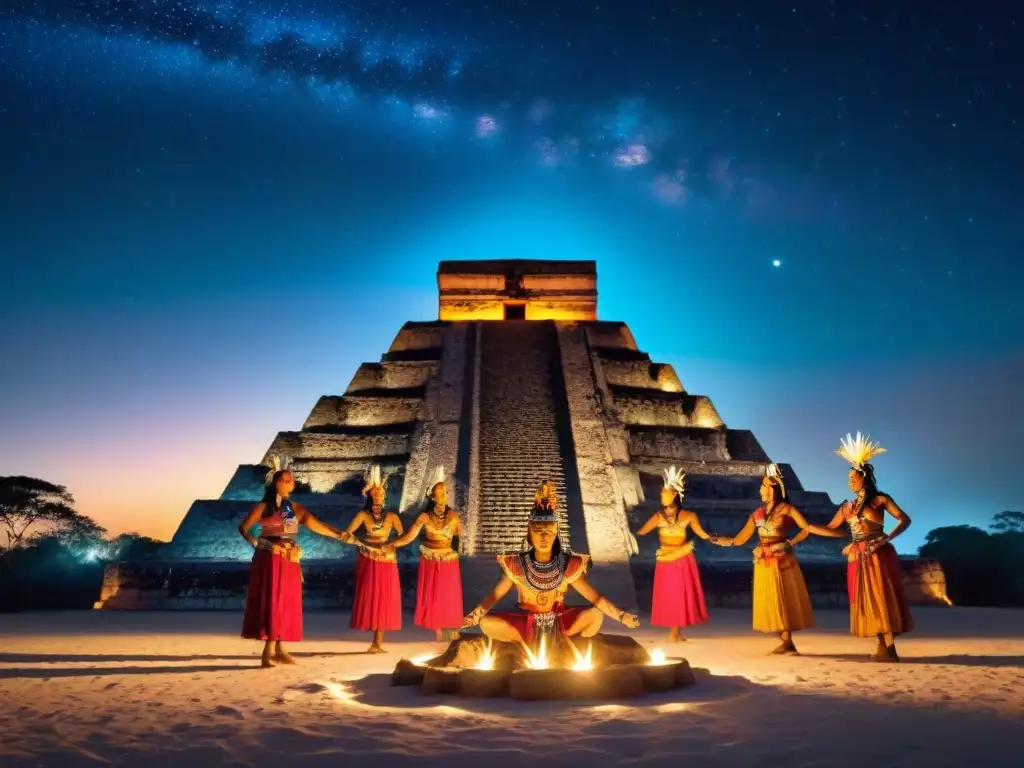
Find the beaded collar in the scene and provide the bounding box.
[518,550,568,592]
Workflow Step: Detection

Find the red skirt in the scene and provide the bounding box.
[414,556,464,630]
[241,549,303,642]
[650,553,708,629]
[351,553,402,631]
[491,606,587,644]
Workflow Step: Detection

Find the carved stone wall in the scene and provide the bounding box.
[628,426,731,462]
[389,322,450,352]
[302,395,423,428]
[399,324,469,515]
[263,431,411,461]
[346,362,438,392]
[555,322,637,608]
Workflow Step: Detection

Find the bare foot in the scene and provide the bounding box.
[274,650,297,665]
[367,644,386,654]
[771,641,799,655]
[261,652,276,668]
[667,629,685,643]
[871,646,900,662]
[434,630,444,642]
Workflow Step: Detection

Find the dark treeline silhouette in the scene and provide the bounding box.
[918,511,1024,607]
[1,475,163,611]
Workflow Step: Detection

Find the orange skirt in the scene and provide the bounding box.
[846,543,913,637]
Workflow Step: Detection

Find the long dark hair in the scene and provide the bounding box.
[851,463,883,516]
[261,470,289,515]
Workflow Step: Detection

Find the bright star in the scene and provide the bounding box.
[772,259,781,267]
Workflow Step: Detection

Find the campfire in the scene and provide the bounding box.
[393,632,696,700]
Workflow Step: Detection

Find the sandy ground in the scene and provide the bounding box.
[1,607,1022,767]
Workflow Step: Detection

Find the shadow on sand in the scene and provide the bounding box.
[337,667,758,716]
[802,653,1024,668]
[0,650,371,665]
[0,664,252,679]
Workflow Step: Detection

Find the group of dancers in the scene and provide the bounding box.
[238,431,913,667]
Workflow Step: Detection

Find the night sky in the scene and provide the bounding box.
[1,1,1020,551]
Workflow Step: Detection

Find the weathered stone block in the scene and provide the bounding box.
[422,666,462,695]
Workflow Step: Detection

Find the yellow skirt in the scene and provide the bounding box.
[752,552,815,633]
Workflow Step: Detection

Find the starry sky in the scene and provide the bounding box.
[1,1,1021,552]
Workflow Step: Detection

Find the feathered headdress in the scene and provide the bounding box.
[426,466,446,497]
[661,466,686,499]
[835,432,886,472]
[529,480,559,523]
[361,464,388,495]
[264,455,292,485]
[764,463,786,498]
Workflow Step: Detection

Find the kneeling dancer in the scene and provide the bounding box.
[462,481,639,658]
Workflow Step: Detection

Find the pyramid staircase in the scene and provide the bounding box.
[472,321,573,553]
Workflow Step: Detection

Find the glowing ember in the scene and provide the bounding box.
[648,648,667,665]
[411,654,434,666]
[476,641,495,670]
[571,643,593,671]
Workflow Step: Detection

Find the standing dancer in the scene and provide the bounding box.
[238,456,343,667]
[713,463,844,654]
[634,467,711,643]
[386,467,464,641]
[828,432,913,661]
[338,465,403,653]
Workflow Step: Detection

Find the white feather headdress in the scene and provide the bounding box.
[264,455,292,485]
[361,464,387,495]
[835,432,886,471]
[764,463,786,498]
[661,466,686,498]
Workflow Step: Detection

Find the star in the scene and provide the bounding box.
[772,259,782,267]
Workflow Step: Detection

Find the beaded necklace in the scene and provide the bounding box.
[519,550,568,592]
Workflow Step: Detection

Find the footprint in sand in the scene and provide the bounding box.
[213,705,245,719]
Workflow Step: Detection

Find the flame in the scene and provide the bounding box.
[411,654,434,666]
[526,635,549,670]
[476,641,495,670]
[571,642,593,671]
[648,648,667,666]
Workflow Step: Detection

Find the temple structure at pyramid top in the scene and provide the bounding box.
[96,258,949,611]
[437,258,598,321]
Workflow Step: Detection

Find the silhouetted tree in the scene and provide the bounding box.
[0,476,105,612]
[110,532,164,561]
[0,476,104,555]
[990,510,1024,534]
[919,517,1024,606]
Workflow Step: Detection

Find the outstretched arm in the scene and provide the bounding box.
[719,516,757,547]
[337,512,366,544]
[463,573,514,626]
[571,575,640,628]
[636,513,659,536]
[826,505,846,530]
[294,504,341,539]
[686,511,713,541]
[390,514,426,548]
[237,503,266,549]
[787,506,846,545]
[879,495,911,542]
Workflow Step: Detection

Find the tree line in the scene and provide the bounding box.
[3,475,1023,611]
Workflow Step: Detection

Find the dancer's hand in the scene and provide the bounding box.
[621,612,640,629]
[712,535,732,546]
[462,608,484,628]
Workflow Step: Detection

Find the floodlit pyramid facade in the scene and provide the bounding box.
[96,260,949,611]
